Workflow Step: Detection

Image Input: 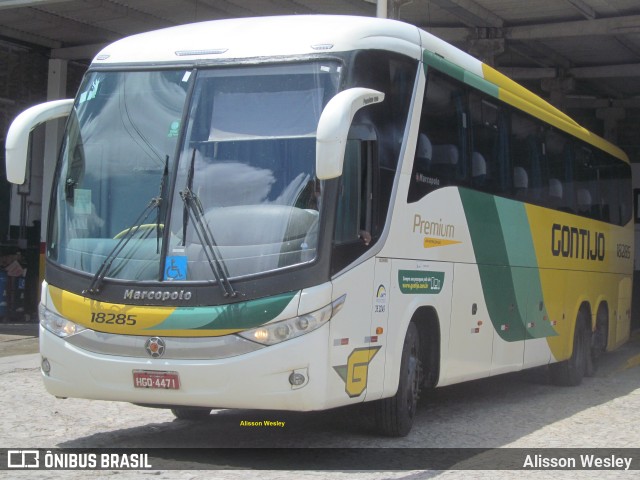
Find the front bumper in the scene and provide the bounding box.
[39,323,331,411]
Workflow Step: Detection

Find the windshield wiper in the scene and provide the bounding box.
[83,160,169,297]
[180,149,237,297]
[83,196,161,297]
[157,156,169,254]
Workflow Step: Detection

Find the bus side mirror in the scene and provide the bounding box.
[316,88,384,180]
[5,98,74,184]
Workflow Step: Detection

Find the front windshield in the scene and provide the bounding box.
[48,69,188,280]
[168,62,341,280]
[48,61,341,283]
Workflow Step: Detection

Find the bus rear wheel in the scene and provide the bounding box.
[587,308,608,377]
[171,407,212,420]
[374,322,422,437]
[550,313,590,386]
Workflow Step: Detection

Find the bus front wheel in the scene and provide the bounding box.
[374,322,422,437]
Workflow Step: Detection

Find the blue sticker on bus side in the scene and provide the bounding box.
[164,256,187,281]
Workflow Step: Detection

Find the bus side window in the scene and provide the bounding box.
[575,145,600,220]
[598,152,615,224]
[331,139,375,274]
[469,93,510,196]
[562,142,576,213]
[543,128,573,212]
[510,109,544,203]
[350,49,416,223]
[595,150,632,226]
[408,70,466,203]
[334,141,372,245]
[617,163,632,225]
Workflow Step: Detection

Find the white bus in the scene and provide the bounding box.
[6,15,633,436]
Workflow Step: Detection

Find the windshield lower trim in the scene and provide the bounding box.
[45,247,331,307]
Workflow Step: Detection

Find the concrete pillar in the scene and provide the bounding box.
[596,106,625,144]
[8,126,45,246]
[377,0,412,20]
[631,163,640,331]
[541,76,575,112]
[377,0,388,18]
[39,59,68,279]
[467,37,505,67]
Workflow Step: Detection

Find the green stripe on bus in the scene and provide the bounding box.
[145,291,299,331]
[423,50,465,82]
[423,50,499,99]
[463,71,499,99]
[494,197,536,267]
[460,189,525,341]
[460,189,557,341]
[494,197,558,339]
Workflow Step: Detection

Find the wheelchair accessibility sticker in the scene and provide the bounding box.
[164,256,187,281]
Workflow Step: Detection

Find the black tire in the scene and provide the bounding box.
[374,322,422,437]
[171,407,212,420]
[586,312,607,377]
[550,313,590,386]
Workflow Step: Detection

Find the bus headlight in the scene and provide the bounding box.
[238,294,345,346]
[39,304,86,338]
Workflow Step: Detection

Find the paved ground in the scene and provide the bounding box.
[0,322,38,358]
[0,323,639,479]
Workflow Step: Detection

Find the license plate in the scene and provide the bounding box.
[133,370,180,390]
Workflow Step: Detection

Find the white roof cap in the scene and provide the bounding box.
[92,15,422,65]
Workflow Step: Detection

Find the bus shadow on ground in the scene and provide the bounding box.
[58,335,640,452]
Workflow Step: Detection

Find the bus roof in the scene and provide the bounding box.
[91,15,423,65]
[416,29,629,163]
[92,15,628,163]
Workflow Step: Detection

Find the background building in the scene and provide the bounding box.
[1,0,640,326]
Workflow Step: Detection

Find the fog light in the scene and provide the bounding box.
[253,329,269,342]
[238,295,346,347]
[296,317,310,330]
[41,357,51,375]
[275,324,291,340]
[289,371,306,387]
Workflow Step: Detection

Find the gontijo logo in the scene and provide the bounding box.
[333,347,381,397]
[551,223,605,261]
